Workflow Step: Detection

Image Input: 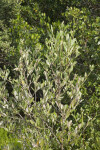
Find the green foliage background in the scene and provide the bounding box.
[0,0,100,149]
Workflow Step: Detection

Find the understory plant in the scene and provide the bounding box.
[0,23,95,150]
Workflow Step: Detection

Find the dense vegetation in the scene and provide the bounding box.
[0,0,100,149]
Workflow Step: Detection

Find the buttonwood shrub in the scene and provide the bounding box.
[0,23,96,150]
